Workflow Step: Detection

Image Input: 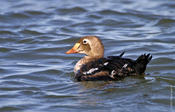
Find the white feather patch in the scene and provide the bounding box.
[110,70,116,79]
[104,62,109,66]
[122,64,128,68]
[83,68,99,75]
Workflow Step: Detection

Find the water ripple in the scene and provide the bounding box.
[0,0,175,112]
[56,7,87,15]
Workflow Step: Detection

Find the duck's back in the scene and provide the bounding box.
[75,53,152,81]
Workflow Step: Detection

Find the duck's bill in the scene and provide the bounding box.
[66,48,77,54]
[66,43,80,54]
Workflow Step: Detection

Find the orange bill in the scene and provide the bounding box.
[66,43,80,54]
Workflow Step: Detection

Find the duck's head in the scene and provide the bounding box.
[66,36,104,58]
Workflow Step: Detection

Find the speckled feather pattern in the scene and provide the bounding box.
[75,53,152,81]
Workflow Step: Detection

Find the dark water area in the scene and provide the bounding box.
[0,0,175,112]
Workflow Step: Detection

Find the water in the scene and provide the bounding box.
[0,0,175,112]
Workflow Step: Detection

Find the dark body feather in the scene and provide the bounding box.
[75,53,152,81]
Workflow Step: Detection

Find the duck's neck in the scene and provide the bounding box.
[74,55,103,73]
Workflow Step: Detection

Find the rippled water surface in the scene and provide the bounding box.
[0,0,175,112]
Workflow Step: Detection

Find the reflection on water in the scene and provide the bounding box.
[0,0,175,112]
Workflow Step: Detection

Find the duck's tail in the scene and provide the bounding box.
[135,54,152,74]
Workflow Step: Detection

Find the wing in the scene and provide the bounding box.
[105,56,136,79]
[75,58,111,81]
[75,53,137,81]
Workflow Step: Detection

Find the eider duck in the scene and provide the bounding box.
[66,36,152,81]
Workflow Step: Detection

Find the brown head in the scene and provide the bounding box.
[66,36,104,58]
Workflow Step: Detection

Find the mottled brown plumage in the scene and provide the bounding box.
[66,36,152,81]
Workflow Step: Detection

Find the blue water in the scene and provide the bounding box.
[0,0,175,112]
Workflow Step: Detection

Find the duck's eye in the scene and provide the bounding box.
[83,40,87,44]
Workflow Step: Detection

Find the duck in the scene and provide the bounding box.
[66,36,152,81]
